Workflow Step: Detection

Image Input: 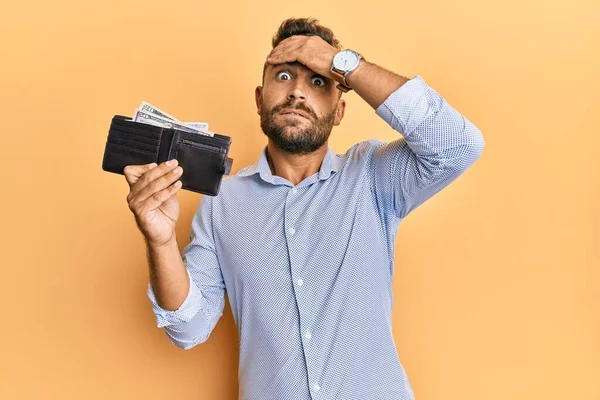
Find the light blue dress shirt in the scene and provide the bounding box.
[147,75,485,399]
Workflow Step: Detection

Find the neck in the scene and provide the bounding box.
[266,141,328,186]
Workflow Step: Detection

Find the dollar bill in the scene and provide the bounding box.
[137,101,178,121]
[185,122,209,131]
[133,101,213,136]
[133,109,213,137]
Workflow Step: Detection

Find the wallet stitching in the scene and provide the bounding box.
[156,127,164,156]
[108,129,161,143]
[107,137,158,152]
[108,131,160,144]
[177,130,230,146]
[110,122,162,136]
[173,142,181,160]
[167,131,179,160]
[106,141,158,156]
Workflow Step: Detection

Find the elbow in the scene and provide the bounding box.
[472,126,485,156]
[165,329,210,350]
[176,340,203,351]
[438,126,485,175]
[174,340,200,351]
[153,295,225,351]
[467,132,485,165]
[460,124,485,167]
[163,312,221,350]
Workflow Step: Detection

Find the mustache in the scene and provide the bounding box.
[271,100,316,119]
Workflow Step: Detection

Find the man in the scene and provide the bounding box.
[124,17,485,400]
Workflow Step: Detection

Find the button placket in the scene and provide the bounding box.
[285,191,301,292]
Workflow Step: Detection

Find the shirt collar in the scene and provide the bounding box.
[237,145,344,183]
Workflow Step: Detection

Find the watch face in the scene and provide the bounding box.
[334,50,360,72]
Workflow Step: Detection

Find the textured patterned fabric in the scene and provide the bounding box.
[147,75,485,399]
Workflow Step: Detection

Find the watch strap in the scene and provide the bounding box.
[336,83,351,93]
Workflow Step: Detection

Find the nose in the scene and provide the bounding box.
[288,82,306,101]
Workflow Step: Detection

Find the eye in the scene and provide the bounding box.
[276,71,292,81]
[312,76,326,87]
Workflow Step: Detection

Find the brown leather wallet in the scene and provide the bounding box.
[102,115,233,196]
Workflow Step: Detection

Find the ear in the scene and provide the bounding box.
[333,98,346,126]
[255,86,263,116]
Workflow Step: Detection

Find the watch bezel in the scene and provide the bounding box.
[332,50,361,73]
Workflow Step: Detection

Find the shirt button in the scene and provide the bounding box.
[313,384,320,392]
[289,227,296,235]
[304,331,312,339]
[291,188,298,194]
[297,279,304,286]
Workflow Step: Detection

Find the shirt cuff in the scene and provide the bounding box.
[375,75,432,137]
[146,268,203,328]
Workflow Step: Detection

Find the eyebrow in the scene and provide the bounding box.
[271,62,300,71]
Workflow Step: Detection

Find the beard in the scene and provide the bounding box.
[260,99,336,155]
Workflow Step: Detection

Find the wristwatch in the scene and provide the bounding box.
[330,49,363,92]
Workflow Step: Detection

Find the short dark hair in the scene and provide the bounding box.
[271,17,341,49]
[262,17,342,84]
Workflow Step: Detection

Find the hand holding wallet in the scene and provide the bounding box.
[102,115,233,196]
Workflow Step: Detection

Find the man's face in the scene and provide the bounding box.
[256,61,345,155]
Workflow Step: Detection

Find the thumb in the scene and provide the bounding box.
[124,162,158,186]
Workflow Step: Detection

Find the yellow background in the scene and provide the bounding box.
[1,0,598,399]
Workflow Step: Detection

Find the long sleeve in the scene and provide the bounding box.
[146,195,226,350]
[370,75,485,220]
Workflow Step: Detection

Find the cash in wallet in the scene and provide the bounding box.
[102,102,233,196]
